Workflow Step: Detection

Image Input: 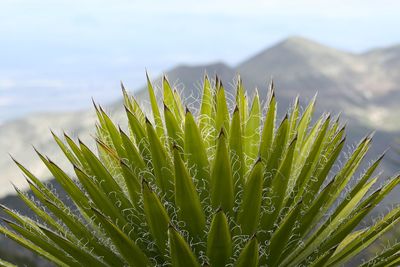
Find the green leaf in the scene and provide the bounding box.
[260,115,289,231]
[207,210,232,267]
[328,155,384,222]
[265,114,289,180]
[168,226,200,267]
[42,200,125,266]
[35,152,93,218]
[215,85,230,133]
[0,258,17,267]
[184,110,210,200]
[51,130,80,166]
[211,130,234,213]
[119,128,146,173]
[125,107,150,160]
[163,76,183,121]
[295,94,316,149]
[293,115,331,200]
[97,108,127,159]
[11,185,66,234]
[334,229,365,256]
[199,75,213,122]
[91,208,150,267]
[229,106,245,195]
[172,145,205,237]
[173,89,185,120]
[164,104,184,149]
[323,135,372,210]
[121,83,145,125]
[39,226,108,267]
[78,141,133,211]
[327,205,400,265]
[267,200,303,267]
[286,176,378,266]
[301,135,345,207]
[296,178,336,237]
[1,208,79,266]
[73,166,129,231]
[355,174,400,214]
[260,84,276,160]
[319,205,372,255]
[199,75,214,147]
[0,223,71,267]
[263,136,297,232]
[79,142,124,194]
[244,90,261,163]
[287,96,299,140]
[12,158,65,208]
[146,72,164,137]
[309,245,338,267]
[236,159,263,235]
[145,119,174,198]
[119,161,141,206]
[142,181,170,254]
[360,241,400,267]
[234,236,259,267]
[235,76,248,134]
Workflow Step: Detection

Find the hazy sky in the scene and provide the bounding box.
[1,0,400,122]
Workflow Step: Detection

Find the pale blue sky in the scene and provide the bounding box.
[1,0,400,122]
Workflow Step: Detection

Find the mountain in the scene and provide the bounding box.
[238,36,400,130]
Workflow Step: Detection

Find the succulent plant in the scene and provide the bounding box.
[1,75,400,266]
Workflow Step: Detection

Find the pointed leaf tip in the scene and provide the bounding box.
[141,179,149,188]
[1,217,14,224]
[255,156,263,164]
[163,102,170,111]
[218,129,226,138]
[145,116,151,124]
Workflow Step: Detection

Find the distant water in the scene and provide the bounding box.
[0,81,120,123]
[0,70,158,124]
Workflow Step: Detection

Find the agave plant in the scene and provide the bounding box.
[1,75,400,267]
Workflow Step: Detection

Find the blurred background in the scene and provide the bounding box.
[1,0,400,265]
